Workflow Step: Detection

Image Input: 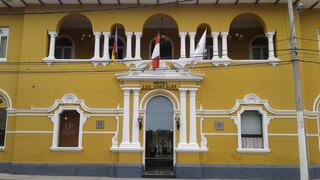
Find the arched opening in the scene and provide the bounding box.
[195,24,212,59]
[58,110,80,147]
[145,96,174,172]
[142,15,179,60]
[229,14,268,60]
[109,24,126,60]
[56,14,93,59]
[0,95,8,147]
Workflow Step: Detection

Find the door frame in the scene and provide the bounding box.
[142,94,177,170]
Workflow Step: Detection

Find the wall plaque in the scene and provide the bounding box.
[142,81,177,90]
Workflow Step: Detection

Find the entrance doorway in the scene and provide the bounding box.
[145,96,174,172]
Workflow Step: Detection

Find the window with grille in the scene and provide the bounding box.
[241,110,264,149]
[0,28,9,60]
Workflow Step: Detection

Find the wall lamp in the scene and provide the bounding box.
[138,115,143,130]
[175,113,180,130]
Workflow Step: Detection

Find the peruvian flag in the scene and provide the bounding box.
[151,32,160,70]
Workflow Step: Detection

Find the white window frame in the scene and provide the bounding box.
[0,28,9,62]
[235,106,271,153]
[50,106,87,152]
[55,35,75,59]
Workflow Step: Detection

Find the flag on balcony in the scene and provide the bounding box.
[111,28,118,60]
[191,29,207,64]
[151,32,160,70]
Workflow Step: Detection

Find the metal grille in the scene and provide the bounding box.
[241,137,263,149]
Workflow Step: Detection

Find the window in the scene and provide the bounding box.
[109,37,125,59]
[236,106,270,153]
[150,35,173,59]
[241,110,263,149]
[250,36,268,60]
[55,37,74,59]
[0,28,9,61]
[0,96,7,148]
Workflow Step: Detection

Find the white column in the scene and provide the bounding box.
[221,32,229,59]
[189,88,199,148]
[134,32,142,60]
[212,32,219,59]
[131,88,141,147]
[102,32,110,60]
[125,32,133,60]
[266,32,276,60]
[179,32,187,59]
[120,88,131,147]
[46,31,57,60]
[178,88,187,148]
[189,32,196,57]
[93,32,101,60]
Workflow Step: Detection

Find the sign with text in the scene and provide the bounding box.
[142,81,178,90]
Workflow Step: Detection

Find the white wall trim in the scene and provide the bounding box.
[0,27,9,62]
[0,89,12,109]
[6,131,52,134]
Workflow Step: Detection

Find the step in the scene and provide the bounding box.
[142,170,176,178]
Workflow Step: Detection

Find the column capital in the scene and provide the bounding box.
[179,88,188,94]
[93,32,101,36]
[266,32,275,37]
[179,32,187,37]
[134,32,142,37]
[125,32,133,36]
[221,32,229,36]
[48,31,57,36]
[122,87,132,92]
[211,32,220,37]
[188,88,198,92]
[188,32,196,37]
[132,88,141,92]
[103,32,110,36]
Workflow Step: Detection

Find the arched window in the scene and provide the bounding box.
[150,35,173,59]
[0,95,8,148]
[58,110,80,147]
[250,36,268,60]
[55,37,74,59]
[241,110,263,149]
[109,37,125,60]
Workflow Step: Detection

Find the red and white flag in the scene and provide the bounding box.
[151,32,160,70]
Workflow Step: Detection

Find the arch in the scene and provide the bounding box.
[56,13,93,33]
[229,13,266,33]
[142,13,179,32]
[0,89,12,109]
[140,89,180,110]
[313,95,320,112]
[110,23,126,33]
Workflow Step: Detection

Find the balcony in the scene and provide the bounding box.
[43,13,279,68]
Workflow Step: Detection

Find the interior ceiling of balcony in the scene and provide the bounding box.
[1,0,320,10]
[61,16,92,29]
[144,16,177,29]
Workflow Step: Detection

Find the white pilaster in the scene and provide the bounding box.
[125,32,133,60]
[120,88,131,147]
[189,88,199,149]
[212,32,219,59]
[189,32,196,58]
[93,32,101,60]
[178,88,188,148]
[46,31,57,60]
[134,32,142,60]
[221,32,229,60]
[131,88,141,147]
[102,32,110,60]
[179,32,187,59]
[266,32,276,60]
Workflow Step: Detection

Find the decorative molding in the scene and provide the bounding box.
[237,148,271,154]
[6,131,52,134]
[0,89,12,109]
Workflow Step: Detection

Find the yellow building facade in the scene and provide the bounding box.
[0,1,319,179]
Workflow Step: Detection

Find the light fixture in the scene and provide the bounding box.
[175,113,180,130]
[138,115,143,130]
[295,2,304,13]
[80,33,94,42]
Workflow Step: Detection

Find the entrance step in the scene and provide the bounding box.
[142,170,176,178]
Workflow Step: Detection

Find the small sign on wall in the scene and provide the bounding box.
[96,120,104,129]
[215,121,224,130]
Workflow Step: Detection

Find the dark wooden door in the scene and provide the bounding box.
[58,110,80,147]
